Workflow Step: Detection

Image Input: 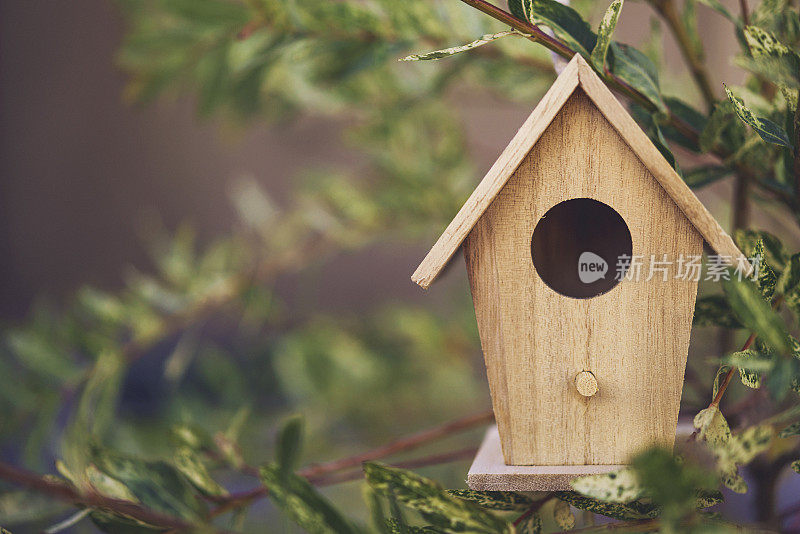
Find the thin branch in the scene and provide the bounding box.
[710,331,757,408]
[0,411,493,530]
[739,0,751,27]
[453,0,791,216]
[649,0,715,109]
[300,409,493,479]
[0,461,218,532]
[206,410,493,520]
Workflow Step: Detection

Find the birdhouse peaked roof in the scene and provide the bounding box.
[412,54,746,289]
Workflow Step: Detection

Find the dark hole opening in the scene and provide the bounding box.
[530,198,632,299]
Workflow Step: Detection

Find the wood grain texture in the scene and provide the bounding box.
[467,426,624,491]
[464,90,704,465]
[573,57,748,273]
[412,54,746,289]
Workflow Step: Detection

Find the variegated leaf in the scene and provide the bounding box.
[722,276,790,355]
[695,489,723,509]
[591,0,624,70]
[693,407,731,448]
[609,43,667,113]
[509,0,597,58]
[260,463,358,534]
[571,468,643,503]
[743,26,800,85]
[554,492,657,520]
[400,32,518,61]
[778,422,800,437]
[174,447,228,497]
[792,460,800,474]
[724,85,793,148]
[712,364,732,399]
[364,463,512,533]
[447,490,532,511]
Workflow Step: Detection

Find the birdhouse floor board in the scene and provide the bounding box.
[466,425,692,491]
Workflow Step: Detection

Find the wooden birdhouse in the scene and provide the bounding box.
[411,55,747,490]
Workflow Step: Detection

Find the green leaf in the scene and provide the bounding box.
[401,32,518,61]
[90,511,161,534]
[364,462,512,533]
[91,447,205,520]
[260,463,358,534]
[660,97,707,152]
[591,0,624,70]
[722,276,790,354]
[609,42,667,113]
[363,485,390,534]
[724,85,793,148]
[553,499,575,530]
[85,464,139,502]
[725,348,773,372]
[778,421,800,437]
[446,490,532,511]
[173,447,228,497]
[743,26,800,86]
[699,100,740,153]
[276,414,304,478]
[693,295,743,328]
[62,351,127,482]
[727,350,768,388]
[768,355,800,401]
[509,0,597,58]
[792,460,800,473]
[554,493,657,520]
[571,468,643,503]
[683,165,731,188]
[712,364,732,399]
[631,448,716,527]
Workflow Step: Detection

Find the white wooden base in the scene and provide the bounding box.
[466,426,623,491]
[467,423,695,491]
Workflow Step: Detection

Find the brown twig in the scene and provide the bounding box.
[649,0,715,110]
[309,447,479,487]
[739,0,751,26]
[206,410,493,520]
[793,88,800,205]
[453,0,791,216]
[0,461,217,532]
[710,331,757,408]
[0,411,493,529]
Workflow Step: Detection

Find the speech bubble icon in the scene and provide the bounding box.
[578,251,608,284]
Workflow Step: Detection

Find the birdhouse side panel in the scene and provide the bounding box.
[464,90,704,466]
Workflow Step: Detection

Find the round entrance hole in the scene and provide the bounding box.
[531,198,632,299]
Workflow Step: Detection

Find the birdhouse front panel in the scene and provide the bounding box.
[463,89,704,466]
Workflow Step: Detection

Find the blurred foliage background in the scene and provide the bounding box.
[1,0,800,532]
